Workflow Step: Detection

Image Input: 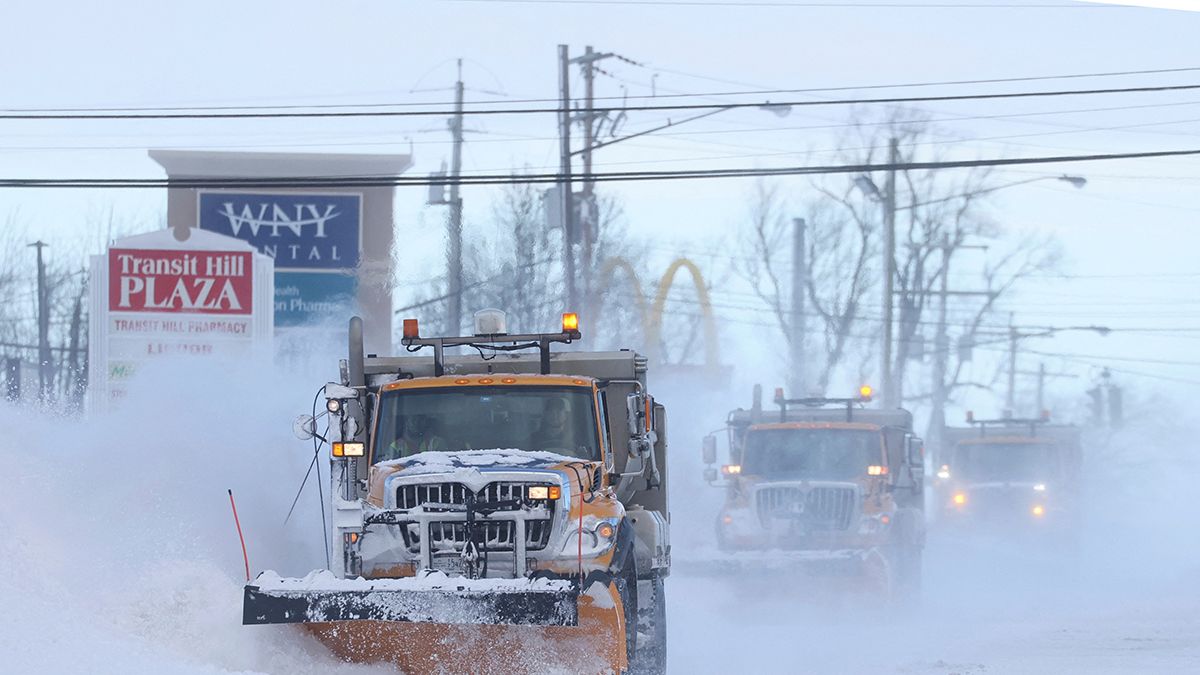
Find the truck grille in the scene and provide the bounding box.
[395,481,555,552]
[755,485,858,531]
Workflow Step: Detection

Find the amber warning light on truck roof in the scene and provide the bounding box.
[402,318,419,339]
[858,384,873,401]
[562,312,579,333]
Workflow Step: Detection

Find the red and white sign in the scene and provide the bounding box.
[108,249,253,315]
[89,229,273,411]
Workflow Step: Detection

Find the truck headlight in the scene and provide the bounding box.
[326,398,342,413]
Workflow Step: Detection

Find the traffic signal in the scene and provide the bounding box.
[1108,386,1123,428]
[1086,386,1103,424]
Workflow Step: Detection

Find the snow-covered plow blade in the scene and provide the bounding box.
[243,571,578,627]
[244,571,628,673]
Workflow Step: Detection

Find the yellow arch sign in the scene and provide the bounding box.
[596,256,719,371]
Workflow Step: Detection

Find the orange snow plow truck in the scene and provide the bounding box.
[244,311,670,674]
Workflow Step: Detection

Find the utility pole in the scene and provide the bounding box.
[446,59,465,335]
[881,137,898,408]
[29,240,51,404]
[930,235,951,455]
[789,218,807,396]
[572,45,614,320]
[1006,312,1017,414]
[557,44,578,313]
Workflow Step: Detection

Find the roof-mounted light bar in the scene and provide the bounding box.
[965,410,1052,437]
[399,310,582,376]
[772,385,874,423]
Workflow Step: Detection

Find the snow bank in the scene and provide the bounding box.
[0,354,388,675]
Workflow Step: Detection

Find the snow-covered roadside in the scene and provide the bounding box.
[0,358,388,675]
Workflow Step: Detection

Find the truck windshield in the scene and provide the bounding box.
[953,442,1059,482]
[374,385,600,462]
[742,429,882,481]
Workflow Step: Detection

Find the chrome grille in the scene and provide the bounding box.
[755,485,858,531]
[394,481,555,552]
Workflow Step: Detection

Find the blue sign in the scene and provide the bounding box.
[198,192,362,270]
[274,271,358,328]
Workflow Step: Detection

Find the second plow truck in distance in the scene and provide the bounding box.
[936,412,1082,538]
[701,386,926,598]
[243,310,670,674]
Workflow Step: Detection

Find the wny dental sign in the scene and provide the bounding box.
[109,249,252,314]
[198,192,361,269]
[89,228,273,410]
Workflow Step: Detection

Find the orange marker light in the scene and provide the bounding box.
[953,493,967,506]
[880,514,891,525]
[562,312,579,332]
[867,465,888,476]
[402,318,419,339]
[548,486,562,500]
[454,378,470,384]
[478,378,494,384]
[597,523,615,539]
[501,377,517,384]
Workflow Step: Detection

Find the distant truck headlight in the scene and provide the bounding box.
[1033,483,1046,492]
[952,492,967,507]
[1031,505,1046,518]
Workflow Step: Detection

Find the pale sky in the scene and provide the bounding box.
[0,0,1197,415]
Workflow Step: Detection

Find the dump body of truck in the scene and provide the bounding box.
[701,388,926,597]
[244,314,670,674]
[937,421,1082,533]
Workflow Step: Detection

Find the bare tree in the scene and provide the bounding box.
[738,110,1060,405]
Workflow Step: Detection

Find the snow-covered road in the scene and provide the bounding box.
[2,362,1197,674]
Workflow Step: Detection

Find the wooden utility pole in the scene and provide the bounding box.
[29,240,51,403]
[881,138,898,408]
[557,45,578,313]
[446,59,465,335]
[789,218,807,396]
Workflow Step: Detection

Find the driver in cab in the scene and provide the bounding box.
[389,414,447,456]
[531,397,570,451]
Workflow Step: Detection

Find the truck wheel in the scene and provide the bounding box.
[615,554,639,665]
[631,573,667,674]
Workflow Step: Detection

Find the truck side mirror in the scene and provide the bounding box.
[908,436,925,468]
[703,467,718,483]
[702,435,717,465]
[626,393,646,436]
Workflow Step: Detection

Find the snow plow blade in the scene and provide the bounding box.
[242,572,579,627]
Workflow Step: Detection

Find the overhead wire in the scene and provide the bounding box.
[3,82,1200,120]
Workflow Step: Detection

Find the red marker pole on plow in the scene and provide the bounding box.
[228,489,250,582]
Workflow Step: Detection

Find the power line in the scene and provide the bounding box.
[6,146,1200,189]
[9,66,1200,114]
[4,82,1200,120]
[443,0,1114,7]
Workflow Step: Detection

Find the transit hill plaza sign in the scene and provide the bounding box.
[89,228,274,408]
[150,150,412,354]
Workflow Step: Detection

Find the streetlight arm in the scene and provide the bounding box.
[897,174,1086,211]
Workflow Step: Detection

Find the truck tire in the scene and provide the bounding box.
[631,573,667,674]
[615,553,639,667]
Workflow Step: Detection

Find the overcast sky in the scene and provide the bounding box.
[0,0,1197,412]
